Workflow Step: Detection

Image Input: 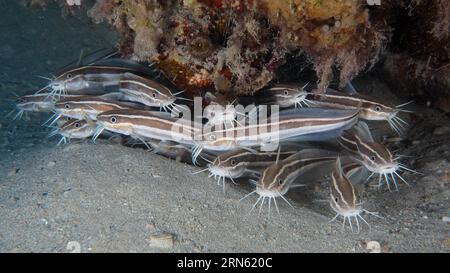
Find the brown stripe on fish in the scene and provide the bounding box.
[96,109,200,145]
[53,96,132,120]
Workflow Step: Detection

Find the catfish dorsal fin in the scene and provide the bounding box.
[335,157,344,178]
[354,121,374,142]
[77,48,85,67]
[300,82,309,91]
[240,146,258,154]
[275,146,281,164]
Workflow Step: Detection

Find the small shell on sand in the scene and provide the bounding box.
[365,240,381,253]
[148,234,174,249]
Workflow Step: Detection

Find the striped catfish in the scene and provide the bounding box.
[10,93,91,121]
[39,58,154,97]
[306,88,411,135]
[250,83,313,108]
[198,148,297,192]
[240,148,338,215]
[48,119,97,146]
[138,139,207,165]
[119,72,183,112]
[192,108,359,164]
[53,95,139,121]
[339,121,418,191]
[328,158,382,233]
[203,92,242,128]
[95,109,201,146]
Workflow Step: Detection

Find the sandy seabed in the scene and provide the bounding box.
[0,2,448,252]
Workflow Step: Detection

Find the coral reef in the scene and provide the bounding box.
[85,0,387,98]
[23,0,449,110]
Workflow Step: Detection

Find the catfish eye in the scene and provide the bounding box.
[64,103,70,109]
[16,98,25,104]
[370,155,376,161]
[230,159,237,166]
[278,179,283,184]
[66,73,72,79]
[284,90,289,95]
[152,93,157,98]
[110,116,118,123]
[335,197,338,202]
[374,105,381,112]
[74,122,80,128]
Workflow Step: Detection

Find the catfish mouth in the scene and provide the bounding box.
[335,207,362,217]
[330,199,362,216]
[256,187,279,198]
[388,110,399,120]
[159,97,177,107]
[291,92,314,107]
[50,81,65,92]
[255,184,289,198]
[209,165,245,178]
[364,162,398,175]
[208,164,234,178]
[378,163,399,174]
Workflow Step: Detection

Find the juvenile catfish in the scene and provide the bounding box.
[48,119,97,145]
[40,57,155,97]
[10,93,86,121]
[53,96,137,121]
[306,88,411,135]
[329,158,381,233]
[192,108,359,164]
[200,148,297,192]
[339,121,418,191]
[250,83,312,108]
[118,72,183,112]
[240,149,338,215]
[95,109,201,146]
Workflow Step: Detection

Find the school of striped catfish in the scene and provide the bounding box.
[10,49,419,233]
